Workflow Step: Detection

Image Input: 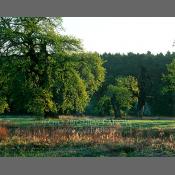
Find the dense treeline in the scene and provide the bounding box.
[1,17,175,118]
[86,52,175,117]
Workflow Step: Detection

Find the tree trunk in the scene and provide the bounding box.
[137,66,152,119]
[111,95,121,119]
[137,96,145,119]
[137,105,144,119]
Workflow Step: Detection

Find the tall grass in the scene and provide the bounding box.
[0,119,175,156]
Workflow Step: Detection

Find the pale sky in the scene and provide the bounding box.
[62,17,175,54]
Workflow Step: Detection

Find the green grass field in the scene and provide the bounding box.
[1,116,175,157]
[1,116,175,129]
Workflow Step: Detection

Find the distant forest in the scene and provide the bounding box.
[1,17,175,118]
[86,52,175,116]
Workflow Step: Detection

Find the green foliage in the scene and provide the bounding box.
[0,17,105,116]
[25,89,57,116]
[96,96,113,116]
[54,67,89,114]
[0,96,9,113]
[162,59,175,93]
[161,59,175,115]
[97,76,138,117]
[108,76,138,113]
[90,52,175,116]
[75,52,105,96]
[51,52,105,114]
[107,85,132,112]
[114,76,139,100]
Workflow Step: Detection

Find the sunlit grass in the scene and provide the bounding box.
[0,116,175,156]
[1,116,175,129]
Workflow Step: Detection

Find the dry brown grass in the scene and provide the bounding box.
[2,123,175,157]
[0,127,8,141]
[0,121,12,141]
[7,124,122,145]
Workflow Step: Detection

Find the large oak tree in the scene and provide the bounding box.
[0,17,105,116]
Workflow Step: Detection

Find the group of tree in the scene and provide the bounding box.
[1,17,175,119]
[0,17,105,117]
[86,52,175,118]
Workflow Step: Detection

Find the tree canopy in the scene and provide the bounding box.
[87,52,175,117]
[0,17,105,116]
[96,76,138,118]
[1,17,175,118]
[161,59,175,115]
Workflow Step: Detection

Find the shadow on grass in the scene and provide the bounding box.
[0,142,137,157]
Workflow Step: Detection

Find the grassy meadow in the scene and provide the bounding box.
[2,17,175,158]
[0,116,175,157]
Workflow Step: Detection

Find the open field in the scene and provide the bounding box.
[1,116,175,157]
